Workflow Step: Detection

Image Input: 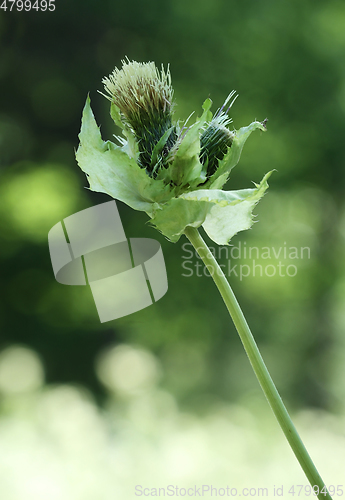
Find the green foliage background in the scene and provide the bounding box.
[1,0,345,417]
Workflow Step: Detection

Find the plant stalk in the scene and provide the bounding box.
[184,225,332,500]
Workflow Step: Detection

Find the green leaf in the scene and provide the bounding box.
[206,120,267,189]
[168,98,212,189]
[110,102,138,159]
[150,196,211,242]
[76,97,173,215]
[150,126,175,172]
[150,171,272,243]
[202,171,273,245]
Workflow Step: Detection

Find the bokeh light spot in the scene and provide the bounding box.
[0,163,84,242]
[0,346,44,394]
[96,344,161,395]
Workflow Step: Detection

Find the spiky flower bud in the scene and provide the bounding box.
[102,59,177,175]
[200,92,237,177]
[200,115,235,177]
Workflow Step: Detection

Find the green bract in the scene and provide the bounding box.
[76,60,272,245]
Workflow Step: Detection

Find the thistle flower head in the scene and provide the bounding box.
[102,59,176,174]
[102,59,174,125]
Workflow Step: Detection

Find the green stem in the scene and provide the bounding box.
[184,226,332,500]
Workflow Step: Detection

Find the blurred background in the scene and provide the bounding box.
[1,0,345,498]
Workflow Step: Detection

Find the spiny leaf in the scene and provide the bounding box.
[76,97,173,215]
[202,171,273,245]
[168,99,212,189]
[150,171,273,244]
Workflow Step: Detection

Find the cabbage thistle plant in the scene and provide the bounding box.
[76,59,332,500]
